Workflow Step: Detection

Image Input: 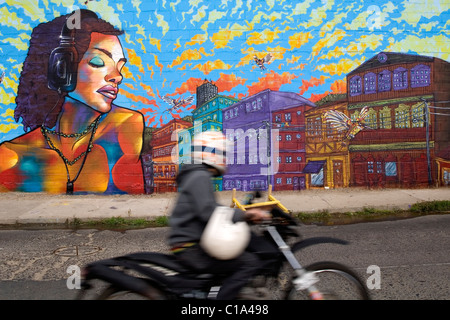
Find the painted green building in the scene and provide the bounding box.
[177,81,239,191]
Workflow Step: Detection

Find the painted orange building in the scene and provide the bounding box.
[304,94,350,189]
[151,118,192,193]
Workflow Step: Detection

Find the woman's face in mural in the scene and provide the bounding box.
[69,32,127,113]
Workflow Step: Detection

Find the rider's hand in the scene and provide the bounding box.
[245,208,271,222]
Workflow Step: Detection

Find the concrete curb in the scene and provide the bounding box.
[0,188,448,225]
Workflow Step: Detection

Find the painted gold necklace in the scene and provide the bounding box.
[41,115,102,194]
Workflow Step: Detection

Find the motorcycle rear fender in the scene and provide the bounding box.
[291,237,348,253]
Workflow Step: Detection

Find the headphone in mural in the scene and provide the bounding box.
[47,10,98,93]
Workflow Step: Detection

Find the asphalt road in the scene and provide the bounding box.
[0,214,448,300]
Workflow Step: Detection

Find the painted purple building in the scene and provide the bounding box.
[222,89,315,191]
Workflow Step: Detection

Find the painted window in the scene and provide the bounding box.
[395,104,410,128]
[349,75,362,96]
[364,72,376,94]
[368,161,374,174]
[411,102,425,128]
[311,168,324,187]
[285,113,291,121]
[385,162,397,177]
[366,108,378,129]
[411,64,431,88]
[443,169,450,186]
[379,106,392,129]
[378,70,391,92]
[393,67,408,90]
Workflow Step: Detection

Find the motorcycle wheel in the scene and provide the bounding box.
[286,261,370,300]
[96,283,169,300]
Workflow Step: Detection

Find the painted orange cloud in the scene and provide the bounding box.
[298,75,329,95]
[168,48,212,69]
[126,48,144,74]
[330,79,347,94]
[120,89,159,108]
[214,73,247,92]
[174,77,205,95]
[246,70,299,97]
[309,92,330,103]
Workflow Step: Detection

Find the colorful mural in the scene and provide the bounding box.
[0,1,449,194]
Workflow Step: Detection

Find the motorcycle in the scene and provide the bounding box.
[76,196,370,300]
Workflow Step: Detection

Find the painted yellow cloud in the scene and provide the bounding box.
[201,9,227,32]
[210,23,251,49]
[86,0,122,29]
[266,45,288,61]
[311,30,347,59]
[0,123,20,134]
[286,0,315,22]
[315,58,365,76]
[250,11,283,25]
[191,5,208,25]
[0,107,19,134]
[126,48,144,73]
[247,28,282,46]
[345,34,384,57]
[1,33,29,51]
[0,87,16,105]
[121,66,136,82]
[0,7,32,31]
[186,33,208,47]
[168,48,212,68]
[155,11,169,36]
[3,0,46,22]
[236,47,257,68]
[386,34,450,61]
[192,60,232,75]
[395,0,450,27]
[317,46,346,61]
[288,32,314,51]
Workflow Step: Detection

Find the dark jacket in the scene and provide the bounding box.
[168,164,245,247]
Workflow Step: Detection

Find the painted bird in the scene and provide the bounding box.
[254,53,272,70]
[324,106,371,143]
[162,94,194,113]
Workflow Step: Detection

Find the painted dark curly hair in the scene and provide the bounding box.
[14,9,123,132]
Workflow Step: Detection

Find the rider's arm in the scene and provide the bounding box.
[185,168,246,223]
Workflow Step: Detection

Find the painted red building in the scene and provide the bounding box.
[272,104,311,190]
[151,118,192,193]
[347,52,450,188]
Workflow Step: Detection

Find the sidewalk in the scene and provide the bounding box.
[0,187,448,225]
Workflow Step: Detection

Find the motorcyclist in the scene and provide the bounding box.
[168,130,280,300]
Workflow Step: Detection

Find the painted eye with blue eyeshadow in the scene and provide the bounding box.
[88,56,105,68]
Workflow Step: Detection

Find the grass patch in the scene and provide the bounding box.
[295,200,450,225]
[410,200,450,213]
[68,215,169,230]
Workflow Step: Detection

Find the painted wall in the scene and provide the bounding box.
[0,0,449,194]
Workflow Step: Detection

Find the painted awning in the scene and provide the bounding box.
[302,160,326,174]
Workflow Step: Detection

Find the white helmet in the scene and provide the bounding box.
[192,130,228,175]
[200,206,250,260]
